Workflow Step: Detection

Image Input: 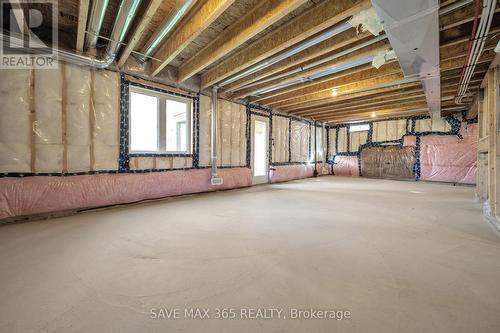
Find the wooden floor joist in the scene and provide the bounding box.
[199,0,372,89]
[177,0,306,83]
[150,0,236,77]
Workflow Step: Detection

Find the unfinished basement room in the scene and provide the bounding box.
[1,0,500,332]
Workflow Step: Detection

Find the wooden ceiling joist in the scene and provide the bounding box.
[219,30,373,95]
[259,50,495,109]
[150,0,236,77]
[117,0,163,67]
[199,0,372,89]
[230,40,391,99]
[177,0,306,83]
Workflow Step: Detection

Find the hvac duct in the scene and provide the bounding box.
[86,0,110,49]
[1,0,141,69]
[371,0,442,125]
[138,0,197,61]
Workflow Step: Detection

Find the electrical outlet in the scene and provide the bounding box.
[211,177,224,186]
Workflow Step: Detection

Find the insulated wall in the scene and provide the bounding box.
[290,120,310,162]
[0,62,324,220]
[198,97,246,167]
[0,64,120,174]
[328,115,477,184]
[272,115,289,163]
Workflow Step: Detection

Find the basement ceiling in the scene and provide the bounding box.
[41,0,500,122]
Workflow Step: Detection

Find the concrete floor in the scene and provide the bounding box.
[1,176,500,333]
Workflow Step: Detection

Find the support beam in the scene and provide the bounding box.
[76,0,90,51]
[261,52,493,108]
[177,0,306,82]
[231,40,390,99]
[117,0,163,67]
[200,0,372,88]
[220,30,372,94]
[256,62,403,106]
[150,0,236,77]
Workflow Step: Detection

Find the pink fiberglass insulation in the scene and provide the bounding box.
[332,156,359,177]
[420,123,477,184]
[0,168,252,219]
[403,135,417,147]
[269,164,315,183]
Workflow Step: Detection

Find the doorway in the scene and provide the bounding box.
[251,115,269,184]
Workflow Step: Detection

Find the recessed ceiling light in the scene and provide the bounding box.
[371,112,376,118]
[331,88,338,96]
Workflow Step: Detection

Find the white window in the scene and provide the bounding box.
[129,86,192,154]
[349,124,369,132]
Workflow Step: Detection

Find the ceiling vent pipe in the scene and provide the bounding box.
[1,0,141,69]
[371,0,442,126]
[86,0,110,50]
[138,0,197,62]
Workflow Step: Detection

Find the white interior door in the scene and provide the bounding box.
[251,115,269,184]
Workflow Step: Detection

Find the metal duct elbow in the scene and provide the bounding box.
[1,0,141,69]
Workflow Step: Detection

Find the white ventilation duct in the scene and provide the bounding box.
[371,0,442,127]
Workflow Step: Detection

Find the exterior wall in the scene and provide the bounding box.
[328,116,477,184]
[0,63,324,220]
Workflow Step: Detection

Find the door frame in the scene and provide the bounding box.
[251,114,270,184]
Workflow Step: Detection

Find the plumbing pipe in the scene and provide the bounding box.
[86,0,110,49]
[211,86,219,178]
[456,0,496,103]
[1,0,141,69]
[138,0,197,61]
[222,0,464,92]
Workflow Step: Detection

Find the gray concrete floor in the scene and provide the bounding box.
[1,176,500,333]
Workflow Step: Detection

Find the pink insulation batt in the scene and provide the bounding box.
[332,156,359,177]
[0,168,252,219]
[419,123,477,184]
[269,164,315,183]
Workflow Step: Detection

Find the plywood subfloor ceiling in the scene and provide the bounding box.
[60,0,499,122]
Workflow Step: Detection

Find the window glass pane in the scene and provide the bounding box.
[349,124,369,132]
[130,91,158,152]
[166,99,188,152]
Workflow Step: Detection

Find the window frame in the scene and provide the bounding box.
[349,124,370,133]
[128,85,193,156]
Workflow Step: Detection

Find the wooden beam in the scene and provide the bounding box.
[199,0,372,88]
[231,40,390,99]
[220,30,372,94]
[315,103,430,121]
[117,0,163,67]
[291,87,461,116]
[262,51,493,108]
[440,3,500,31]
[256,62,403,106]
[150,0,235,77]
[177,0,306,82]
[283,72,484,113]
[76,0,90,51]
